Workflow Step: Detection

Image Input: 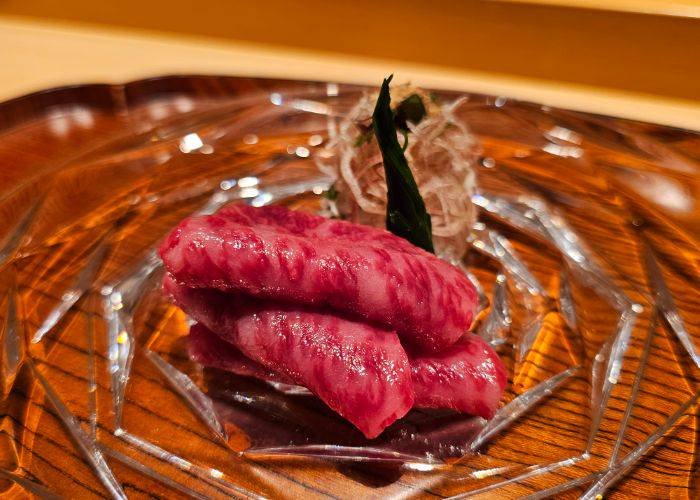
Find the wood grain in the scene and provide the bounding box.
[2,1,700,101]
[0,75,697,499]
[1,16,699,132]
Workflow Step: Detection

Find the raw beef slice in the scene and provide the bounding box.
[410,335,507,419]
[164,275,414,438]
[188,322,294,385]
[159,205,477,351]
[190,310,506,420]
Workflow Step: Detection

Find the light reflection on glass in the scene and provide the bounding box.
[73,107,95,128]
[543,143,583,158]
[288,99,330,115]
[326,83,339,96]
[147,104,169,121]
[308,134,323,146]
[481,157,496,168]
[251,192,273,206]
[404,462,438,472]
[626,171,694,213]
[545,126,582,145]
[179,133,204,153]
[243,134,259,145]
[240,187,260,198]
[174,96,195,113]
[237,176,259,188]
[48,110,70,137]
[270,93,283,105]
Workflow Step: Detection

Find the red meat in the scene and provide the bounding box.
[159,205,477,351]
[165,275,413,439]
[191,319,506,420]
[188,322,294,385]
[410,335,507,419]
[217,204,423,254]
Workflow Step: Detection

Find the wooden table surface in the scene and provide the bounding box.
[0,15,699,132]
[0,15,698,500]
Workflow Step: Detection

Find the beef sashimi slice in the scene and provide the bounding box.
[164,276,414,439]
[159,205,477,351]
[410,335,507,419]
[188,322,294,385]
[192,320,507,420]
[217,204,424,255]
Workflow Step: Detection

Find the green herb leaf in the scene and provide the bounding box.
[394,93,427,132]
[400,129,409,152]
[372,75,434,253]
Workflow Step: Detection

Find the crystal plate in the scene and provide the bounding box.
[0,76,698,499]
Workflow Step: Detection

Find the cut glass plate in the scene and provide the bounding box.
[0,77,697,499]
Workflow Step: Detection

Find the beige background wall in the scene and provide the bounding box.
[1,0,699,101]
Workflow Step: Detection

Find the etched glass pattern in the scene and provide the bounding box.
[0,78,697,498]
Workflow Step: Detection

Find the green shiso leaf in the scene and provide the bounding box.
[371,75,434,253]
[394,93,427,132]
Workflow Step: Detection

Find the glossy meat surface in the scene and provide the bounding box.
[159,205,477,351]
[217,204,424,254]
[190,309,506,420]
[410,334,507,419]
[165,275,414,438]
[188,322,293,385]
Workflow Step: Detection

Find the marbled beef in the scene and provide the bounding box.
[159,205,477,351]
[410,335,507,419]
[191,319,506,420]
[188,322,294,385]
[165,275,413,439]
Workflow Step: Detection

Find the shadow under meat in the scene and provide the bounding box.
[203,369,486,469]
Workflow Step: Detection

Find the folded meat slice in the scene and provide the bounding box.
[165,275,414,439]
[191,320,507,420]
[217,204,424,255]
[410,335,507,419]
[159,205,477,352]
[188,322,294,385]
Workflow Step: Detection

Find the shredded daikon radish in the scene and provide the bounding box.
[317,85,480,259]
